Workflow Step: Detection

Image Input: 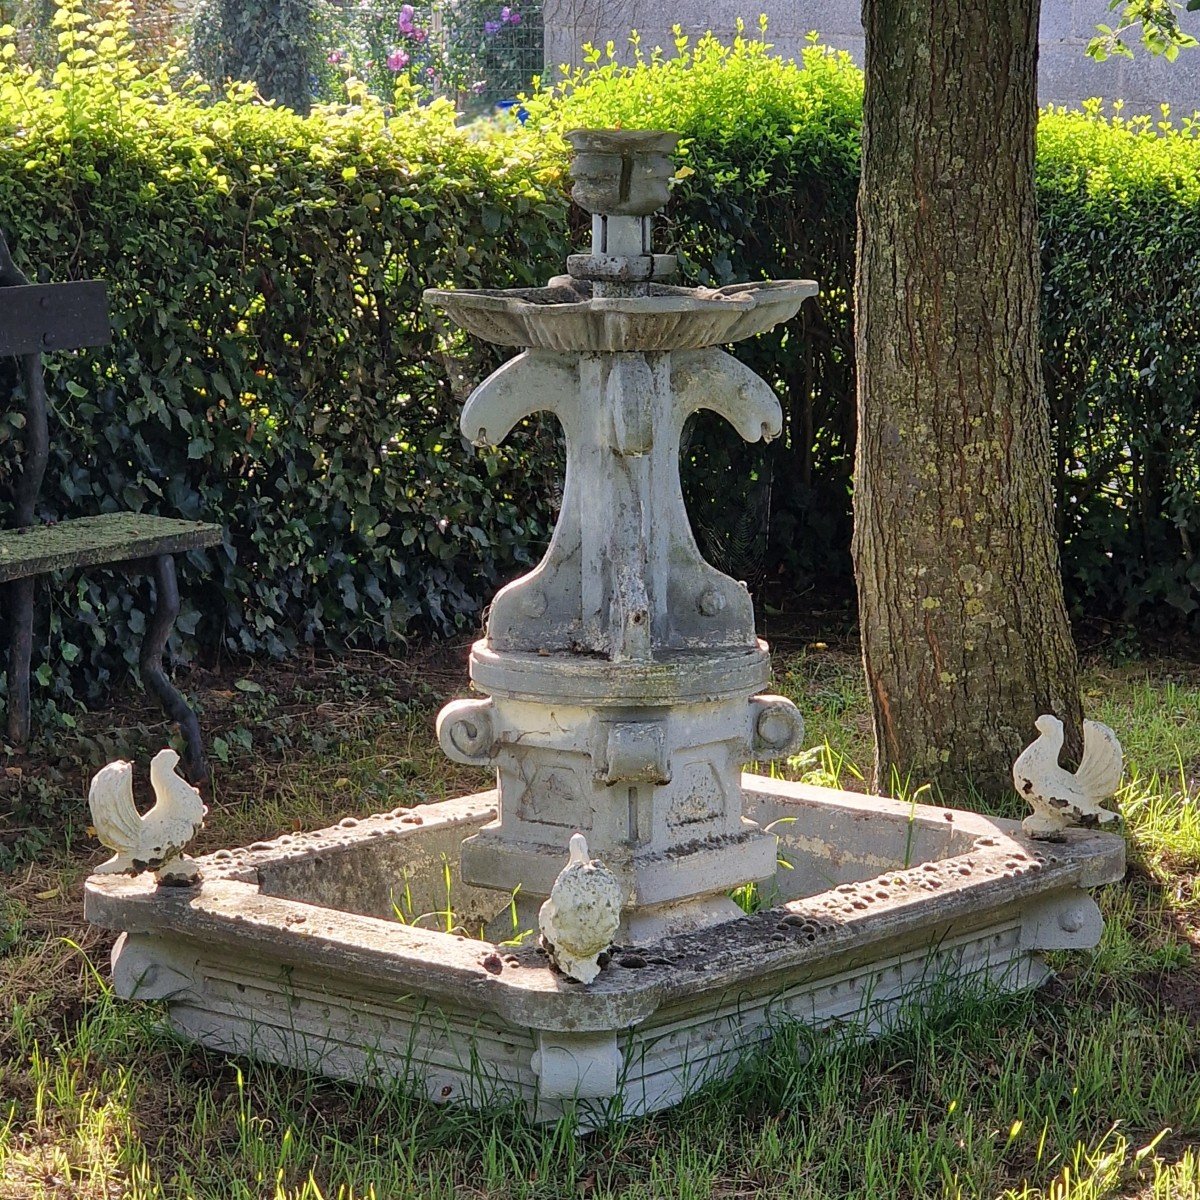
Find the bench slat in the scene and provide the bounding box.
[0,513,222,582]
[0,282,111,356]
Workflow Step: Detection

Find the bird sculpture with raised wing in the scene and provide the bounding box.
[538,833,622,984]
[1013,714,1123,840]
[88,748,207,883]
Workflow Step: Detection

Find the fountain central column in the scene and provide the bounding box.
[430,131,809,941]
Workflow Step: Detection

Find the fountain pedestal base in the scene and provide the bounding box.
[439,643,800,938]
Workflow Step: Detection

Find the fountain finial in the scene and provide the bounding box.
[564,129,681,293]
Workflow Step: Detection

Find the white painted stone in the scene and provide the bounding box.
[84,782,1125,1126]
[532,1032,625,1102]
[424,132,813,937]
[538,834,623,983]
[1019,891,1105,950]
[1014,715,1123,839]
[88,748,207,884]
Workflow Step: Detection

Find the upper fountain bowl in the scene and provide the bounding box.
[423,128,819,352]
[423,277,819,353]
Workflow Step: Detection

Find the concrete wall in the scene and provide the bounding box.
[543,0,1200,117]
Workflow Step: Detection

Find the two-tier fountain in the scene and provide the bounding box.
[84,132,1124,1124]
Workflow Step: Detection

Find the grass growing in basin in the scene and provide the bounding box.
[1,643,1198,1199]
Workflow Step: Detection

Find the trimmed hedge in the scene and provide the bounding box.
[523,33,1200,630]
[0,8,568,713]
[1038,104,1200,625]
[2,14,1198,723]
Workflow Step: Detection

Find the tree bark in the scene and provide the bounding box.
[853,0,1082,796]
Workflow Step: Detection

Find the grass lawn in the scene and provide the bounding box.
[1,638,1198,1199]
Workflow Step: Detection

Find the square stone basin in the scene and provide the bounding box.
[84,777,1123,1125]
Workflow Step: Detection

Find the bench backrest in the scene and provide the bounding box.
[0,281,110,357]
[1,229,111,530]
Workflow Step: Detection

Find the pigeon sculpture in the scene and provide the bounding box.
[88,748,207,884]
[1013,714,1123,840]
[538,833,622,984]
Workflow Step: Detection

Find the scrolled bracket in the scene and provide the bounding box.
[671,348,783,445]
[1019,890,1104,951]
[749,694,804,760]
[532,1032,624,1101]
[111,932,198,1002]
[436,698,498,766]
[459,350,578,447]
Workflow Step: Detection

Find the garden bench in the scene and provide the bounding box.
[0,231,221,784]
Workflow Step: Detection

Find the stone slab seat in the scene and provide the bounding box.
[0,513,222,583]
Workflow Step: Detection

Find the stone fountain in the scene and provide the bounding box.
[84,131,1124,1125]
[430,130,809,943]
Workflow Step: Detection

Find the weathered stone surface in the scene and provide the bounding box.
[85,780,1124,1122]
[1013,715,1123,839]
[423,280,818,353]
[0,513,221,582]
[423,136,816,938]
[566,130,680,217]
[539,834,623,983]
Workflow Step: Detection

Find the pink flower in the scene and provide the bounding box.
[501,6,520,22]
[386,48,410,70]
[327,48,346,64]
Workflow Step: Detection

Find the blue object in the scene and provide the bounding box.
[495,98,529,124]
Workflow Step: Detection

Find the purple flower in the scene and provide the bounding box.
[386,48,410,70]
[500,6,520,22]
[397,3,415,32]
[411,26,427,42]
[484,18,501,34]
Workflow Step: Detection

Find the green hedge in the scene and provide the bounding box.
[1038,105,1200,626]
[2,14,1198,724]
[0,7,568,713]
[523,33,1200,630]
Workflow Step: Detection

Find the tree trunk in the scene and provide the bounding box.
[853,0,1082,796]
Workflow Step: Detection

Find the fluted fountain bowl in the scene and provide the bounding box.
[423,278,818,353]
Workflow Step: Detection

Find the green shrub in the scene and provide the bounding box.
[0,2,568,713]
[523,27,864,600]
[2,10,1198,730]
[524,32,1200,629]
[1038,102,1200,625]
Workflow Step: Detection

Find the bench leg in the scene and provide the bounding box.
[5,577,35,747]
[140,554,209,788]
